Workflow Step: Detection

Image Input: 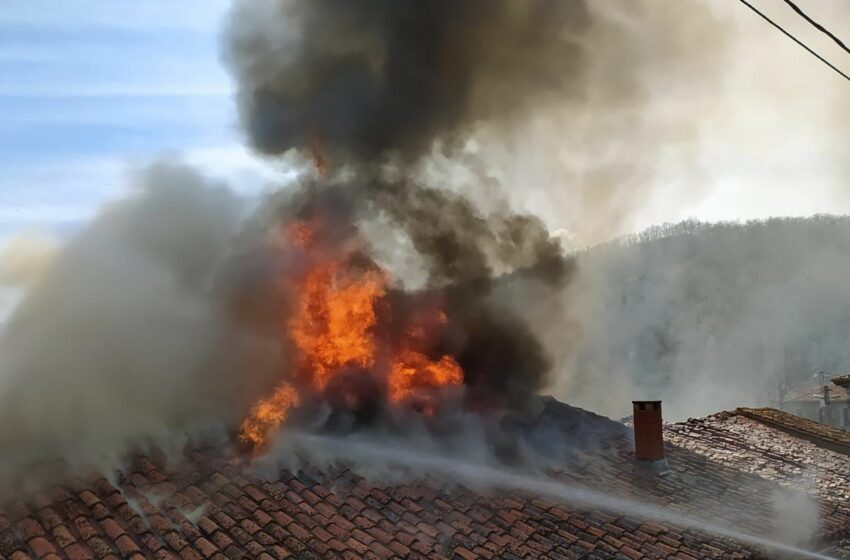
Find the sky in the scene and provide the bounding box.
[0,0,278,241]
[684,0,850,227]
[0,0,848,245]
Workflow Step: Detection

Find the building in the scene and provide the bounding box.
[0,400,849,559]
[779,375,850,429]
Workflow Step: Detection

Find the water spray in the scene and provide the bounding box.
[281,433,835,560]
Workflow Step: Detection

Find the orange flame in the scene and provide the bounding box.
[239,219,465,451]
[289,261,385,391]
[388,349,464,406]
[239,382,300,450]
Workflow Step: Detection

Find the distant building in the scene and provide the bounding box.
[780,374,850,429]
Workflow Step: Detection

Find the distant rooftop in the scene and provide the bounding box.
[832,374,850,388]
[784,382,849,402]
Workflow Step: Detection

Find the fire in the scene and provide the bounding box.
[239,220,465,451]
[386,309,462,407]
[289,261,385,391]
[239,382,300,450]
[388,349,464,408]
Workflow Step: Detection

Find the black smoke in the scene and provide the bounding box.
[223,1,581,411]
[224,0,591,164]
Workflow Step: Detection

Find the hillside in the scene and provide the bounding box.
[523,215,850,420]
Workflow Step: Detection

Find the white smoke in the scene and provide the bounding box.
[0,162,280,480]
[773,485,820,549]
[0,231,59,288]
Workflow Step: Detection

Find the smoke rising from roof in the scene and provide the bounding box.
[224,0,591,164]
[0,232,59,288]
[224,0,739,248]
[0,163,282,481]
[222,0,592,415]
[1,0,832,481]
[229,176,570,421]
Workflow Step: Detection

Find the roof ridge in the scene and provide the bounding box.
[735,407,850,455]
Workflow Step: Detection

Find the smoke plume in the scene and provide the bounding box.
[0,232,59,288]
[225,0,590,164]
[0,0,792,476]
[222,0,589,424]
[0,163,281,480]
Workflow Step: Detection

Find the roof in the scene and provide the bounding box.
[666,409,850,542]
[833,375,850,388]
[783,383,848,403]
[736,407,850,452]
[0,401,848,560]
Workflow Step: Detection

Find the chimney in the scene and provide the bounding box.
[633,400,664,463]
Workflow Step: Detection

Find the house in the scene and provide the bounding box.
[779,375,850,430]
[0,399,848,559]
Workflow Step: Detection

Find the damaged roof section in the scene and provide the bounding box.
[0,403,846,559]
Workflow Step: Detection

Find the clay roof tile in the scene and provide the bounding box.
[2,404,850,558]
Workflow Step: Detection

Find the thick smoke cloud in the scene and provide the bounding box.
[0,0,748,474]
[223,0,590,411]
[225,0,734,247]
[225,0,590,164]
[245,175,570,411]
[0,232,58,288]
[2,0,845,489]
[420,0,733,247]
[0,163,280,481]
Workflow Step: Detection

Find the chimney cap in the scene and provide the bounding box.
[632,400,662,405]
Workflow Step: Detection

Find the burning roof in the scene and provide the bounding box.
[218,172,569,455]
[219,0,581,451]
[237,218,465,452]
[0,2,839,559]
[0,404,845,559]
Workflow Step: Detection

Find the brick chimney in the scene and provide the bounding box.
[633,400,664,462]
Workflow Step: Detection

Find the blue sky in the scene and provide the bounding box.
[0,0,848,245]
[0,0,276,239]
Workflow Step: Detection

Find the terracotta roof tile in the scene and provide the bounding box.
[62,544,93,560]
[178,547,203,560]
[737,406,850,450]
[3,403,850,558]
[207,531,233,552]
[48,525,75,549]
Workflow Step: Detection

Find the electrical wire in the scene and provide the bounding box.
[782,0,850,57]
[736,0,850,82]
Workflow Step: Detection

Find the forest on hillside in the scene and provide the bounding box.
[515,215,850,420]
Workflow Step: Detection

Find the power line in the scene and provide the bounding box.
[782,0,850,57]
[736,0,850,82]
